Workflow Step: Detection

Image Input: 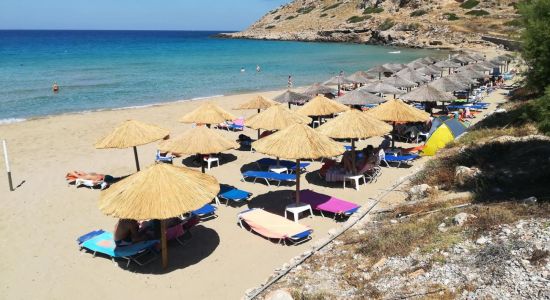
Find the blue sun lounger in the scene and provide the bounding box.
[255,158,310,173]
[216,184,252,206]
[191,203,218,220]
[79,231,159,267]
[241,171,296,187]
[382,154,420,167]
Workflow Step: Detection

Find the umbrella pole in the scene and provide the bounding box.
[257,129,260,140]
[391,121,396,149]
[295,159,301,204]
[288,103,291,109]
[351,139,357,175]
[199,153,205,173]
[161,219,168,269]
[133,146,140,171]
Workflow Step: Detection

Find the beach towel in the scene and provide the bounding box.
[239,209,311,240]
[299,190,359,216]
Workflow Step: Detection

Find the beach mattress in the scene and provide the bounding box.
[239,209,312,240]
[80,231,158,258]
[256,158,310,170]
[299,190,360,215]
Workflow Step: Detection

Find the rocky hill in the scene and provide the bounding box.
[223,0,521,50]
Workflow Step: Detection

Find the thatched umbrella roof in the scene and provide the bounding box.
[416,66,441,76]
[396,68,430,83]
[422,57,439,64]
[489,58,506,66]
[429,76,469,92]
[383,75,417,88]
[452,54,476,64]
[346,71,375,84]
[179,102,236,125]
[323,75,355,86]
[448,73,479,85]
[479,61,500,69]
[158,126,238,156]
[360,80,404,95]
[382,63,407,73]
[456,68,486,79]
[303,83,336,96]
[273,90,310,105]
[366,98,430,123]
[245,104,312,131]
[367,65,394,74]
[317,109,392,139]
[252,123,344,202]
[467,53,486,61]
[407,60,427,69]
[99,163,219,268]
[235,95,277,110]
[399,85,457,103]
[435,60,461,68]
[336,89,386,106]
[95,120,170,171]
[460,63,491,72]
[296,95,349,117]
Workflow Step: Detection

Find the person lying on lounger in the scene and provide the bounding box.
[114,219,151,247]
[65,171,105,183]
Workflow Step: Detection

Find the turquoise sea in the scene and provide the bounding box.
[0,30,443,123]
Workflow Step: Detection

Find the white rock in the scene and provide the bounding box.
[455,166,481,186]
[408,184,431,201]
[453,212,476,226]
[476,236,489,245]
[265,289,293,300]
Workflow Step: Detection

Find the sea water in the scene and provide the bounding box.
[0,30,443,122]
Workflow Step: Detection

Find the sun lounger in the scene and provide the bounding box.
[299,190,360,219]
[382,154,419,167]
[66,171,110,189]
[237,208,312,245]
[241,171,296,187]
[228,118,244,131]
[255,158,310,172]
[191,203,217,220]
[217,184,252,206]
[155,150,174,163]
[79,231,159,267]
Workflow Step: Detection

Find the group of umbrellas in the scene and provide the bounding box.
[88,50,510,268]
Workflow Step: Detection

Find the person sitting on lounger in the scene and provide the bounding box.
[114,219,150,246]
[379,135,392,150]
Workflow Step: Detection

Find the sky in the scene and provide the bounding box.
[0,0,290,30]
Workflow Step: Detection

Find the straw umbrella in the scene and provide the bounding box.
[383,75,417,89]
[252,124,344,204]
[158,126,239,173]
[336,89,386,106]
[382,63,407,73]
[95,120,169,172]
[296,95,349,124]
[396,68,430,84]
[273,90,310,108]
[235,95,277,138]
[346,71,375,84]
[429,77,469,92]
[407,60,427,70]
[400,85,457,103]
[435,60,461,74]
[179,102,236,126]
[360,80,404,97]
[317,109,392,174]
[245,104,312,132]
[99,163,219,268]
[303,83,336,97]
[323,75,354,92]
[366,99,430,147]
[367,65,394,80]
[416,65,442,77]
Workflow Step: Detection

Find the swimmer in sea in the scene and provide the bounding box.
[240,67,245,73]
[256,65,261,72]
[52,82,59,93]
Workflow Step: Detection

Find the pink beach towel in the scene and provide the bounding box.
[300,190,359,215]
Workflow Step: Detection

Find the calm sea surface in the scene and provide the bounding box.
[0,30,444,122]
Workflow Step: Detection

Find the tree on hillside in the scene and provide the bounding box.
[519,0,550,93]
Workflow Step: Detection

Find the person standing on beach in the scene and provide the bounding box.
[52,82,59,93]
[288,75,293,88]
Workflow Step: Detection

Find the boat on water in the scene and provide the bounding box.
[389,51,401,54]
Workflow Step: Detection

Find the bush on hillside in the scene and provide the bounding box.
[410,9,427,17]
[297,6,315,14]
[378,18,395,31]
[444,13,460,20]
[518,0,550,93]
[347,15,371,23]
[265,25,275,30]
[465,9,490,16]
[286,15,296,20]
[460,0,480,9]
[322,3,342,12]
[363,6,384,14]
[320,13,328,17]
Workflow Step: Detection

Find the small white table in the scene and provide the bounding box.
[268,165,288,174]
[285,202,313,222]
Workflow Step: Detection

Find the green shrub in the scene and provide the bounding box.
[410,9,427,17]
[399,23,421,31]
[443,13,460,20]
[378,18,395,31]
[363,6,384,14]
[297,6,315,14]
[504,18,521,27]
[286,15,296,20]
[347,15,370,23]
[320,13,328,17]
[460,0,480,9]
[265,25,275,30]
[466,9,490,16]
[274,15,281,20]
[322,2,342,12]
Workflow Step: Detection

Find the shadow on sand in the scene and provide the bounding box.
[179,153,238,170]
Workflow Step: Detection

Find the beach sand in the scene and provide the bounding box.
[0,86,506,299]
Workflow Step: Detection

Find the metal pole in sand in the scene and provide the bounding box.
[2,140,14,191]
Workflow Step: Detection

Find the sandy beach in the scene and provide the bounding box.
[0,80,508,300]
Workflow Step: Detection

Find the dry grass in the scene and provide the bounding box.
[529,248,549,266]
